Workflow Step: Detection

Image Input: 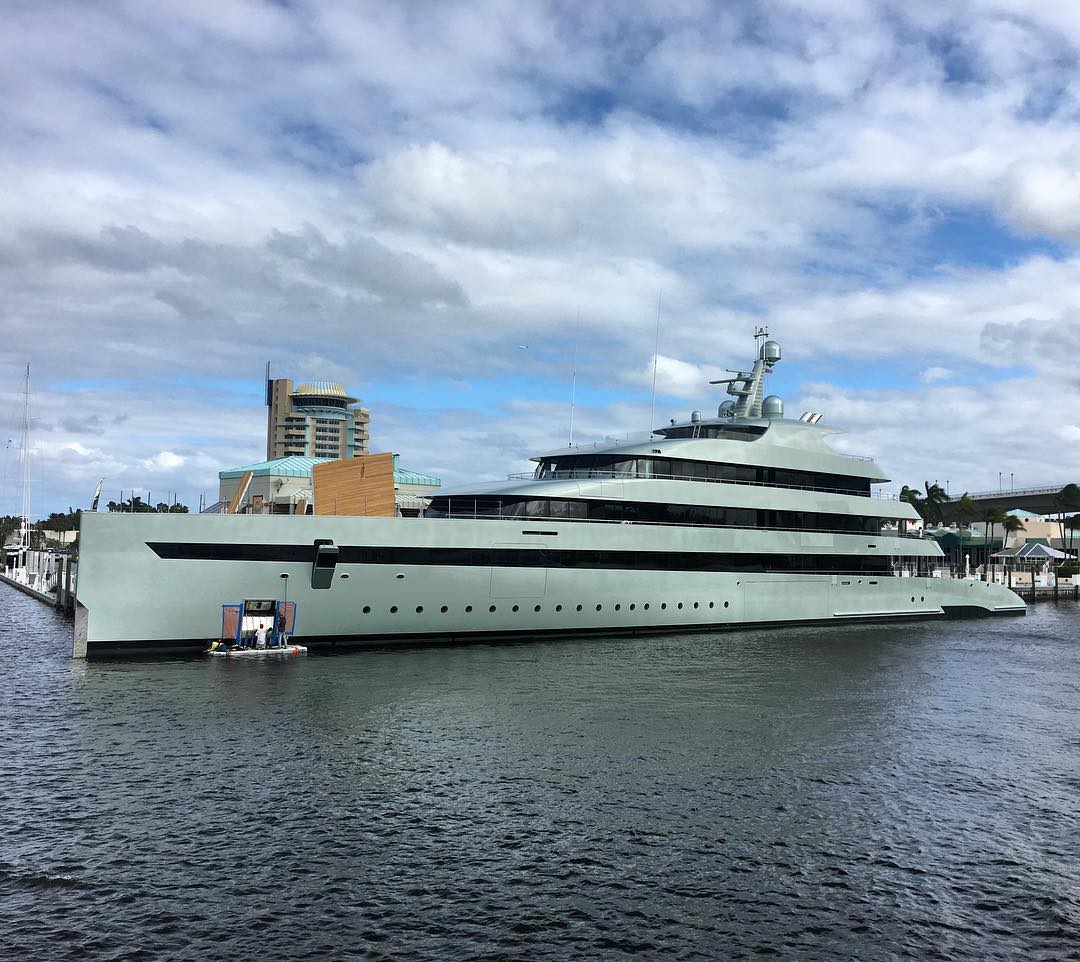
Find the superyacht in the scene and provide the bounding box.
[74,332,1024,656]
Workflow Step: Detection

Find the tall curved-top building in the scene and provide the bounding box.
[266,378,370,460]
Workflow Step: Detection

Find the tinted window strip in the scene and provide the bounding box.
[532,454,871,495]
[147,541,902,574]
[426,497,886,533]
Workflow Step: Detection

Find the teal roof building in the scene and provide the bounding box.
[214,455,441,516]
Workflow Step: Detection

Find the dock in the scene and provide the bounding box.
[0,555,76,615]
[1010,583,1080,603]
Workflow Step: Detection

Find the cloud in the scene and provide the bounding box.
[919,366,954,383]
[999,158,1080,241]
[2,1,1080,514]
[628,354,721,402]
[143,451,185,472]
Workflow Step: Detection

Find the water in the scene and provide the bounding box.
[2,582,1079,961]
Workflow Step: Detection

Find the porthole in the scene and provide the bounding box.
[362,606,371,614]
[576,604,583,611]
[489,605,497,613]
[340,573,350,580]
[644,603,650,610]
[709,602,714,609]
[512,605,520,612]
[556,604,563,612]
[596,604,602,611]
[677,603,683,610]
[693,602,699,609]
[920,596,925,602]
[440,605,448,613]
[534,604,541,612]
[390,606,398,614]
[661,603,667,610]
[465,605,473,613]
[911,596,915,603]
[614,604,621,611]
[724,601,729,608]
[416,606,423,613]
[395,573,405,580]
[629,604,635,611]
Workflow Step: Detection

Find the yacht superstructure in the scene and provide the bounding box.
[74,333,1024,656]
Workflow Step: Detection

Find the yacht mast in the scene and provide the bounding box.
[19,364,30,554]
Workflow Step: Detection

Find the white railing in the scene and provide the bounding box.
[964,485,1072,500]
[505,468,874,498]
[430,499,924,539]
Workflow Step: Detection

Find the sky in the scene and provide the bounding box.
[2,0,1080,518]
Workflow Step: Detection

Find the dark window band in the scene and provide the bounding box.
[425,496,885,533]
[147,541,908,575]
[532,454,871,496]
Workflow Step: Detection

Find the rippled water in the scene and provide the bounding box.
[2,582,1079,960]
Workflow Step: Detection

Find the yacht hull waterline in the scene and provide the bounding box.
[72,331,1024,657]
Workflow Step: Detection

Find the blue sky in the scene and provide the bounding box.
[1,1,1079,516]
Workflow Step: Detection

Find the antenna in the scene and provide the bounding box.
[649,294,661,432]
[567,336,578,447]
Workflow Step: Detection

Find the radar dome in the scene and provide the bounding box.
[762,340,781,363]
[690,410,702,422]
[718,400,736,418]
[762,395,784,419]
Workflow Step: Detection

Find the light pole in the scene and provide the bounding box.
[279,572,289,646]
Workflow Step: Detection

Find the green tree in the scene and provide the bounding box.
[1002,515,1026,588]
[1067,514,1080,559]
[40,508,80,531]
[955,493,978,574]
[106,496,188,514]
[980,505,1006,580]
[899,484,924,519]
[0,515,20,544]
[922,481,948,525]
[1053,484,1080,557]
[1002,514,1026,547]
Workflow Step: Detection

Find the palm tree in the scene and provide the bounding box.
[922,481,948,525]
[899,485,925,524]
[1054,484,1080,557]
[980,505,1006,581]
[1002,514,1026,547]
[1067,514,1080,560]
[1002,515,1026,589]
[955,493,978,575]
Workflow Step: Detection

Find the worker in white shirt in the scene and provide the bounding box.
[254,623,269,649]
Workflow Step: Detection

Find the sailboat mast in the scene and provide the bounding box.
[20,364,30,552]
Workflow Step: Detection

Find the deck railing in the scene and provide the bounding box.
[505,468,896,499]
[964,485,1072,500]
[432,500,924,539]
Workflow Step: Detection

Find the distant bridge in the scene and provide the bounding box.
[943,484,1078,518]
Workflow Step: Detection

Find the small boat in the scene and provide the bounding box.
[207,643,307,658]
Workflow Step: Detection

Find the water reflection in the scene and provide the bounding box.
[2,581,1078,961]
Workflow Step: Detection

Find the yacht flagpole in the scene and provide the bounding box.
[568,336,578,447]
[649,294,661,433]
[19,364,31,581]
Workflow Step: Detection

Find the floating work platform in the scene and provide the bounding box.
[207,643,307,658]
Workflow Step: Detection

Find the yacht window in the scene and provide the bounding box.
[657,425,768,440]
[531,454,869,494]
[426,496,883,533]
